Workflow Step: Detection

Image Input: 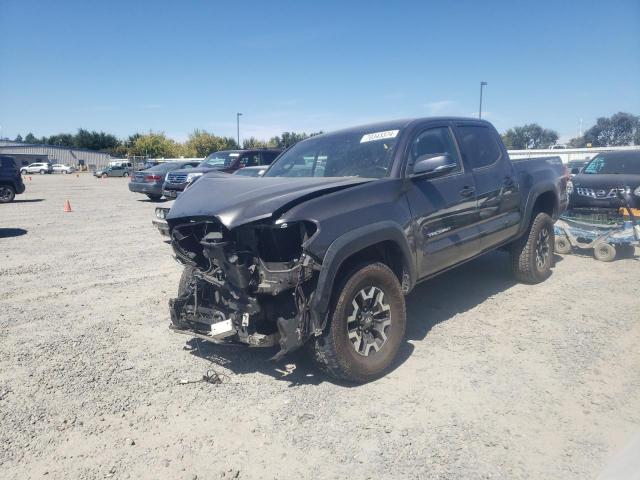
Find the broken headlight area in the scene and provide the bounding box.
[169,218,319,359]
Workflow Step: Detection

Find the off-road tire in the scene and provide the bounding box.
[312,262,406,383]
[178,266,196,295]
[0,185,16,203]
[593,242,616,262]
[554,236,572,254]
[511,212,555,284]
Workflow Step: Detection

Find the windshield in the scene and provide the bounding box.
[582,152,640,175]
[264,128,400,178]
[200,151,240,168]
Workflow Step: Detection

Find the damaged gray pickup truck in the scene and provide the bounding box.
[166,117,568,382]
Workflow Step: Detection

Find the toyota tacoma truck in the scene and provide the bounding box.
[166,117,568,382]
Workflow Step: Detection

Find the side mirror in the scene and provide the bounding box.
[410,154,457,179]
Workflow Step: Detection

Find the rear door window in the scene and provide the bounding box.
[456,125,502,170]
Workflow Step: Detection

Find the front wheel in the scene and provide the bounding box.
[511,212,555,284]
[101,173,108,178]
[39,169,46,175]
[312,262,406,383]
[0,185,16,203]
[146,194,162,201]
[123,172,129,177]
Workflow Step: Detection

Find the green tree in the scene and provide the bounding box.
[576,112,640,147]
[242,137,270,148]
[74,128,119,151]
[501,124,559,149]
[47,133,75,147]
[14,134,23,142]
[129,132,181,158]
[24,133,37,144]
[182,130,238,157]
[269,131,323,149]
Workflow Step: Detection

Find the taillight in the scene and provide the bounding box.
[145,175,162,182]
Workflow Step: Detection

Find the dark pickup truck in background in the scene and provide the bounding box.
[0,155,26,203]
[162,148,281,198]
[166,117,568,382]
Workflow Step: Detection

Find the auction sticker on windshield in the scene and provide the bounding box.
[360,130,399,143]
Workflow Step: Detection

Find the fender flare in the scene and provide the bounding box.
[518,182,558,236]
[309,221,416,332]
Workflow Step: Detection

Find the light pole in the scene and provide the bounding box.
[479,81,487,119]
[236,113,243,148]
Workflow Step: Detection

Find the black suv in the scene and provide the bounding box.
[162,149,281,198]
[0,155,26,203]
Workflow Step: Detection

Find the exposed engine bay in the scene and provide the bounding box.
[168,217,320,359]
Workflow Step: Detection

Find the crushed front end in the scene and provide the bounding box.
[168,217,320,359]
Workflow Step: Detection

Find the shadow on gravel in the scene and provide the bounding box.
[0,228,28,238]
[185,250,541,387]
[11,199,44,203]
[185,339,331,387]
[403,250,517,344]
[137,198,170,203]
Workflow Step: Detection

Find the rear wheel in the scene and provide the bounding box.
[593,242,616,262]
[511,212,555,283]
[146,194,162,201]
[39,169,46,175]
[0,185,15,203]
[123,172,129,177]
[312,262,406,383]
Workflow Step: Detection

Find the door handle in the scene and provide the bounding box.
[459,186,475,198]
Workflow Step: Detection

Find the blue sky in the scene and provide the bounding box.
[1,0,638,143]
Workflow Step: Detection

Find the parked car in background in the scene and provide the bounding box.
[568,150,640,209]
[20,162,53,175]
[52,164,75,174]
[129,161,200,200]
[232,165,268,177]
[153,200,174,236]
[550,144,568,150]
[166,117,568,382]
[567,160,588,177]
[94,165,131,178]
[162,148,281,198]
[0,155,26,203]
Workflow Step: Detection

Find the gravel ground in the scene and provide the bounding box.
[1,174,639,480]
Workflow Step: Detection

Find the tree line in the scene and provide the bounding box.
[501,112,640,149]
[10,111,638,157]
[10,129,322,159]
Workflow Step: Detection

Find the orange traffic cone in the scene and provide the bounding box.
[63,200,72,212]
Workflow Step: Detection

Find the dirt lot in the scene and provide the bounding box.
[1,174,639,480]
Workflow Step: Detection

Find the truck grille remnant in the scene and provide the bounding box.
[169,218,318,358]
